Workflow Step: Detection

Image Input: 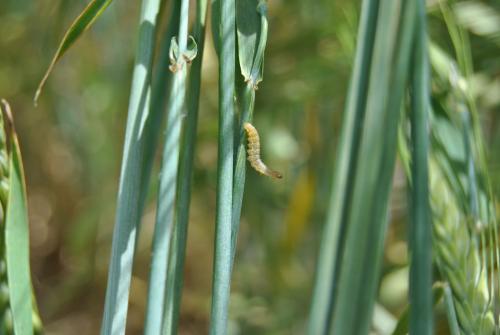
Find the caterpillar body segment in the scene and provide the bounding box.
[243,122,283,179]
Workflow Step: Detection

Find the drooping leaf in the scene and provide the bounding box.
[34,0,114,104]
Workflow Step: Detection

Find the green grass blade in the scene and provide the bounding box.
[162,0,208,333]
[329,1,417,333]
[34,0,114,104]
[143,0,193,332]
[209,0,236,332]
[0,101,37,335]
[408,2,432,333]
[308,0,380,332]
[100,0,161,333]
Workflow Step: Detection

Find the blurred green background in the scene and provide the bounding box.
[0,0,499,334]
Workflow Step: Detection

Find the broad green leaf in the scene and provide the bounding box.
[34,0,114,104]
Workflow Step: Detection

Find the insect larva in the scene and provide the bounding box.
[243,122,283,179]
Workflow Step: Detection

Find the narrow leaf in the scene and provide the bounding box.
[34,0,114,104]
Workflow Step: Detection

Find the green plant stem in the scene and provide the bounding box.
[143,0,191,333]
[100,0,161,333]
[162,0,208,333]
[329,1,417,333]
[307,0,380,333]
[408,1,432,333]
[209,0,236,332]
[140,0,182,214]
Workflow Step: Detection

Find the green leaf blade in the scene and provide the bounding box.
[34,0,114,104]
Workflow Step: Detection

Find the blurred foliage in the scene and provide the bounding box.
[0,0,498,334]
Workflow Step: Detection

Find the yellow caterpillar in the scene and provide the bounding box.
[243,122,283,179]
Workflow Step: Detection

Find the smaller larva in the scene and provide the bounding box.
[243,122,283,179]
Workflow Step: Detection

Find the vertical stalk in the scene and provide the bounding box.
[100,0,161,333]
[143,0,191,333]
[209,0,236,332]
[308,0,380,333]
[139,0,182,214]
[328,0,417,333]
[408,0,432,333]
[162,0,209,333]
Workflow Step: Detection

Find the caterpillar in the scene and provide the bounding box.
[243,122,283,179]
